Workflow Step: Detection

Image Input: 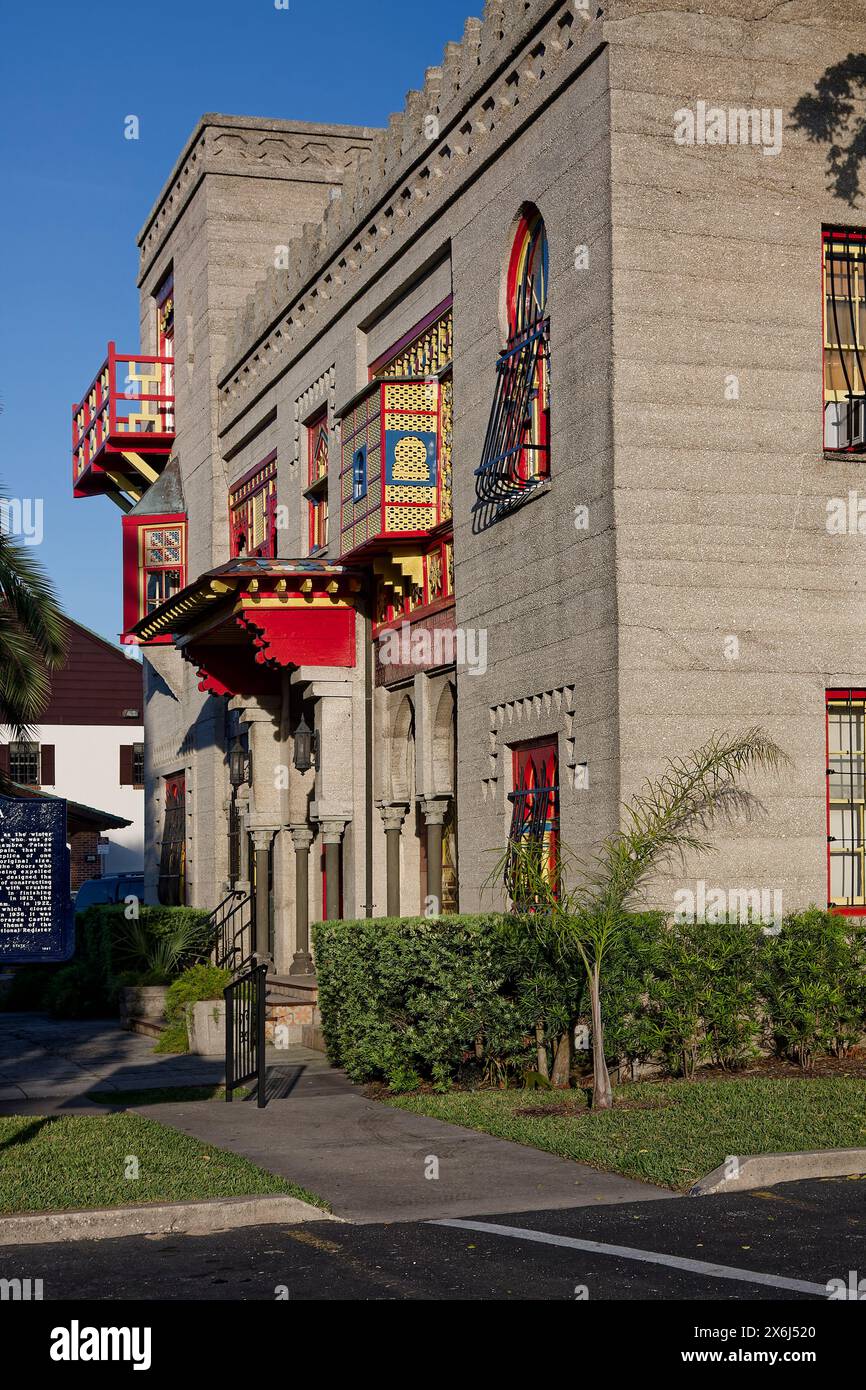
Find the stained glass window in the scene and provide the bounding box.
[142,524,184,614]
[306,409,329,553]
[229,454,278,558]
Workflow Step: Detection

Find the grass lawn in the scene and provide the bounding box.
[0,1114,328,1215]
[388,1077,866,1192]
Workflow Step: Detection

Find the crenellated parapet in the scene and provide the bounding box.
[136,117,380,288]
[218,0,597,425]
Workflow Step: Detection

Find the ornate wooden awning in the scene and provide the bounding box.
[131,557,363,697]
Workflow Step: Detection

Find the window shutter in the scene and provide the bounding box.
[0,745,9,776]
[119,745,134,786]
[40,745,55,786]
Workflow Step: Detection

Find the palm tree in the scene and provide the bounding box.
[497,729,786,1109]
[0,489,66,788]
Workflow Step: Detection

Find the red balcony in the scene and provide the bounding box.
[72,343,174,510]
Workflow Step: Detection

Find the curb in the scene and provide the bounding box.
[690,1147,866,1196]
[0,1192,339,1246]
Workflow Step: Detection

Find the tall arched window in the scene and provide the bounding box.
[474,206,550,517]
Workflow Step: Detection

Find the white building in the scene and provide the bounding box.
[0,619,144,885]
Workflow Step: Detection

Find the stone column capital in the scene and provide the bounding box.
[236,698,282,725]
[290,823,315,851]
[420,797,450,827]
[379,802,409,832]
[250,826,277,852]
[317,819,348,845]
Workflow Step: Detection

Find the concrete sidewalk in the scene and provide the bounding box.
[140,1047,675,1224]
[0,1016,673,1223]
[0,1013,225,1113]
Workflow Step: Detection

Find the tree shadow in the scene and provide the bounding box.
[791,53,866,207]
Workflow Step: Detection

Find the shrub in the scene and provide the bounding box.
[641,918,764,1077]
[155,964,233,1053]
[762,909,866,1069]
[44,961,112,1019]
[314,915,538,1087]
[315,907,866,1089]
[594,912,666,1075]
[0,964,59,1012]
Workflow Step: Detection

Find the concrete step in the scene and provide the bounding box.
[266,975,319,1007]
[301,1023,327,1053]
[125,1016,166,1040]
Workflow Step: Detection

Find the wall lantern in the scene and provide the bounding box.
[229,736,252,788]
[292,713,319,774]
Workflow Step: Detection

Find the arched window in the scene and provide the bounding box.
[474,206,550,517]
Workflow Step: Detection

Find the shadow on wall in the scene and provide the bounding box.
[791,53,866,207]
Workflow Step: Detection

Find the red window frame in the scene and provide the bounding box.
[825,689,866,913]
[306,408,329,554]
[121,512,187,644]
[822,228,866,454]
[506,207,550,485]
[229,452,278,559]
[508,737,559,895]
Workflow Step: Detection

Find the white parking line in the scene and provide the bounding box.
[431,1219,829,1297]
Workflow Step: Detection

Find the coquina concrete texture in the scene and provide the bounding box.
[127,0,866,966]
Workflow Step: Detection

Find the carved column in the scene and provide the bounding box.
[421,799,449,915]
[237,697,282,967]
[289,824,315,976]
[250,827,274,963]
[379,804,408,917]
[320,820,347,921]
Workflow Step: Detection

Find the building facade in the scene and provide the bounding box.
[0,620,144,886]
[72,0,866,975]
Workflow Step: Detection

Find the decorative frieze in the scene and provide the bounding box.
[293,366,336,469]
[482,683,577,798]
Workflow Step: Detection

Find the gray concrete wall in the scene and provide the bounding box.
[135,118,378,910]
[607,0,866,916]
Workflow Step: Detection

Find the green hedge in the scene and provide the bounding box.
[314,915,540,1090]
[2,905,211,1019]
[314,909,866,1087]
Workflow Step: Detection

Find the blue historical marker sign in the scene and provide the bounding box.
[0,795,75,962]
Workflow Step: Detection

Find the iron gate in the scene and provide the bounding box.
[224,961,268,1107]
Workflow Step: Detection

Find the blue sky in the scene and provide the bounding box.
[0,0,474,647]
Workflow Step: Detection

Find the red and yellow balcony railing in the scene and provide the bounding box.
[72,342,175,510]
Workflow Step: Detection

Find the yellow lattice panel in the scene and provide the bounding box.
[385,505,435,531]
[391,436,430,480]
[384,382,436,412]
[385,485,436,505]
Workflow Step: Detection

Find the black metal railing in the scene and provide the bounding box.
[207,889,253,974]
[225,960,268,1107]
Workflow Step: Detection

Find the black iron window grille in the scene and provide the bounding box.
[473,318,550,516]
[504,777,559,906]
[823,227,866,451]
[132,742,144,786]
[827,691,866,906]
[9,742,39,786]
